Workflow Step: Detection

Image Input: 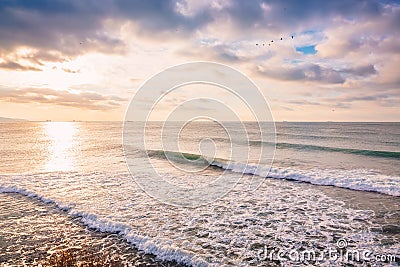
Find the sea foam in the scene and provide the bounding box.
[212,160,400,197]
[0,185,209,267]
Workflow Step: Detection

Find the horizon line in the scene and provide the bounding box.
[1,120,400,123]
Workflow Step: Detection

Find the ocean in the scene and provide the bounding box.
[0,121,399,266]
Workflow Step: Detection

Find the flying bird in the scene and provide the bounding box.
[254,34,294,48]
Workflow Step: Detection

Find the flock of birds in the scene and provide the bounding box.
[256,35,294,46]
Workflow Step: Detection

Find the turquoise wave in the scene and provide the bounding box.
[249,141,400,159]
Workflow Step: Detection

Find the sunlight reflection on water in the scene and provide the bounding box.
[43,122,78,172]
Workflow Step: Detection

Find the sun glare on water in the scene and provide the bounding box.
[43,122,78,172]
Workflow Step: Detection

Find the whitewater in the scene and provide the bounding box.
[0,121,399,266]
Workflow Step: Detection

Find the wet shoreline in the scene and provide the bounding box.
[0,193,185,267]
[1,175,399,266]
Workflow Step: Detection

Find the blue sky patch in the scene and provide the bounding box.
[296,45,317,55]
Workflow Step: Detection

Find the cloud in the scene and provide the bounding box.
[0,0,214,54]
[256,62,378,84]
[326,92,396,104]
[0,87,127,110]
[0,0,397,65]
[0,0,399,121]
[305,86,400,111]
[0,60,41,71]
[0,0,125,68]
[317,4,400,55]
[256,63,344,83]
[288,100,321,106]
[0,0,389,55]
[115,0,213,32]
[176,42,244,62]
[206,0,385,36]
[344,64,377,77]
[280,89,400,111]
[62,68,80,73]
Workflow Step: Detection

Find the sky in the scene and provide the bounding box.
[0,0,399,121]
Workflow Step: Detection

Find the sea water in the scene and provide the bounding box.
[0,121,399,266]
